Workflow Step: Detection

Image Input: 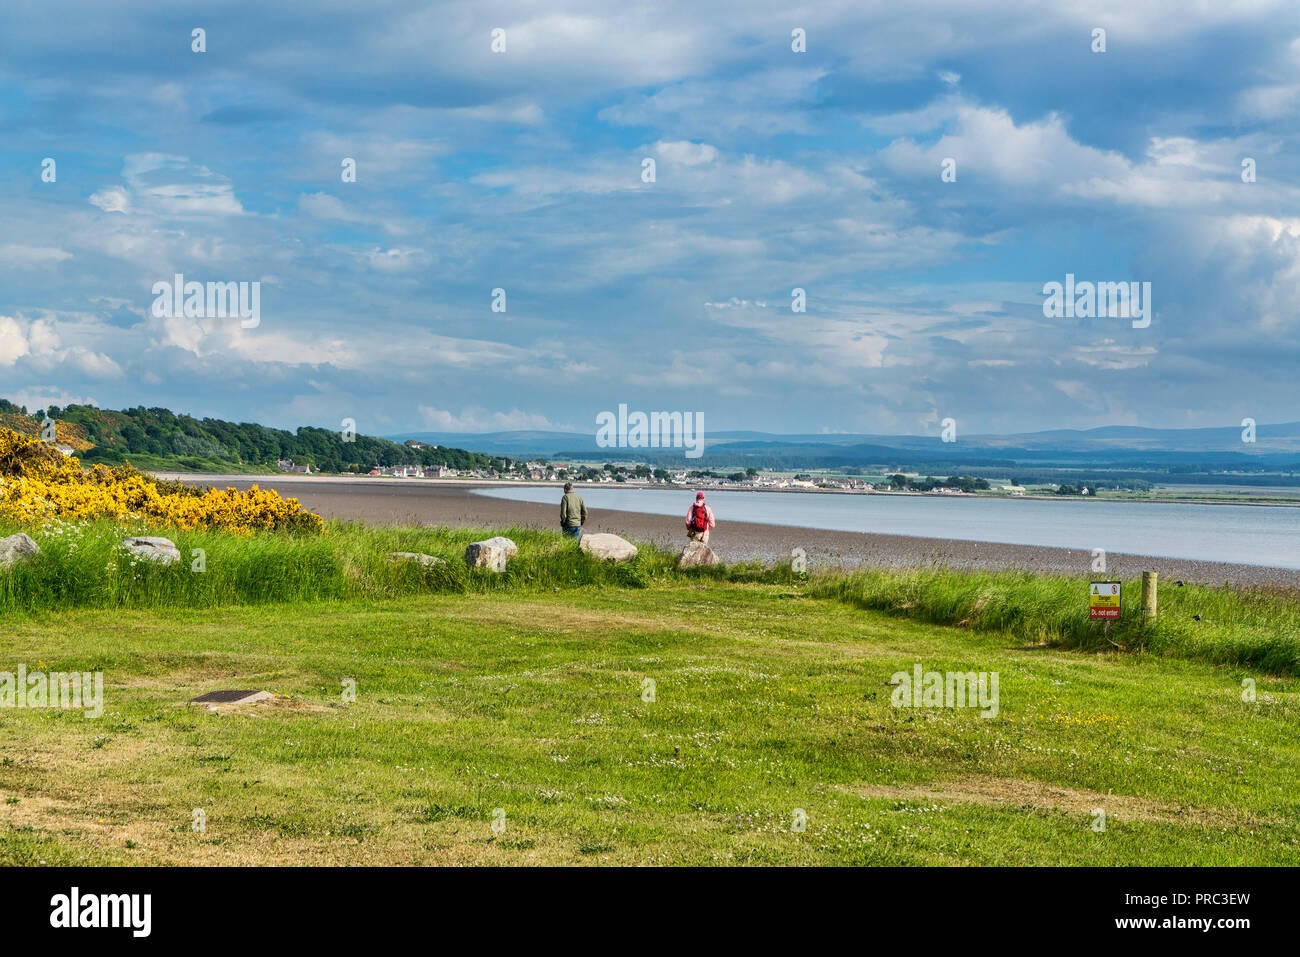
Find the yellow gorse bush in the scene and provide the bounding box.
[0,427,323,534]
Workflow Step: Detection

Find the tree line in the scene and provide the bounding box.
[0,399,504,474]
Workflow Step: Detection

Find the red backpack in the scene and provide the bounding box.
[690,504,710,530]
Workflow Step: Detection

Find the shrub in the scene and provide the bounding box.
[0,427,322,534]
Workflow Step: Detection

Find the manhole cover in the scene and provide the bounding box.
[189,690,273,706]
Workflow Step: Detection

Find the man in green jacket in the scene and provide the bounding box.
[560,482,587,543]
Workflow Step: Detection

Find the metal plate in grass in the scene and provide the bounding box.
[189,690,273,706]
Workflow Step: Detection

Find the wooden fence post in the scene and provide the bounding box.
[1140,571,1158,621]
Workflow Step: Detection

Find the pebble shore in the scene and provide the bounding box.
[168,475,1300,590]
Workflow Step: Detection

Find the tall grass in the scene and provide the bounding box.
[4,519,1298,674]
[810,566,1300,674]
[0,519,792,613]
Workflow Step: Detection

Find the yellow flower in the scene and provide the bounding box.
[0,427,323,534]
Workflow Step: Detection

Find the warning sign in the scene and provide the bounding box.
[1090,581,1121,620]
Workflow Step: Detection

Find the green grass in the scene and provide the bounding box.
[0,519,788,614]
[2,519,1298,864]
[0,587,1296,865]
[76,450,271,474]
[811,568,1300,675]
[3,519,1298,676]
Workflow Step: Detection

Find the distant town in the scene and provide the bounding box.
[279,441,1088,497]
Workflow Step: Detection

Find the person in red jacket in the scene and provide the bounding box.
[686,491,716,544]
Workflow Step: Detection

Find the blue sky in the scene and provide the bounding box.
[0,1,1297,438]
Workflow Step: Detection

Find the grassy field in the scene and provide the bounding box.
[1,584,1298,865]
[4,518,1298,673]
[1,521,1298,865]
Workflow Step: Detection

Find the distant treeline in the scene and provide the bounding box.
[958,468,1300,489]
[887,474,992,493]
[0,399,506,473]
[554,448,1300,486]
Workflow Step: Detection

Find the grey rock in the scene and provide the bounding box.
[465,538,515,572]
[0,533,40,568]
[479,536,519,558]
[121,536,181,564]
[580,532,638,562]
[389,551,446,567]
[677,541,719,568]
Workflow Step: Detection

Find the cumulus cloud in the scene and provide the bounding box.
[0,316,30,365]
[0,0,1295,434]
[89,186,130,214]
[0,315,121,378]
[122,154,244,216]
[654,140,719,167]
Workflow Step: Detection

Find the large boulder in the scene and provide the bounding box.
[389,551,446,567]
[121,536,180,564]
[479,536,518,558]
[0,533,40,568]
[464,537,517,572]
[677,541,719,568]
[580,532,638,562]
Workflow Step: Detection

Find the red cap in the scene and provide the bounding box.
[695,492,706,500]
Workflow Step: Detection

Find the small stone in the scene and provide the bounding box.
[389,552,446,567]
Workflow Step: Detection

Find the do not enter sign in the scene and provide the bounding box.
[1090,581,1121,620]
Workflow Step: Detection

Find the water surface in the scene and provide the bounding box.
[473,487,1300,569]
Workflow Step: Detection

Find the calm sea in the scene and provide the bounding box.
[473,486,1300,569]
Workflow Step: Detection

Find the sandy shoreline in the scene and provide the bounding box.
[162,474,1300,588]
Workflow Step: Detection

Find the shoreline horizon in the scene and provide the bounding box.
[159,472,1300,588]
[153,471,1300,509]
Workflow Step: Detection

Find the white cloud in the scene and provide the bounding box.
[655,140,718,167]
[0,0,1296,435]
[5,388,99,411]
[298,193,358,221]
[121,154,244,217]
[304,131,447,181]
[89,186,130,214]
[0,314,121,378]
[417,405,554,431]
[879,104,1130,189]
[66,347,124,378]
[0,316,30,366]
[448,101,545,125]
[602,70,825,138]
[0,244,72,267]
[362,247,429,271]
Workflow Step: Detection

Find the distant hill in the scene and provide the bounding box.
[391,423,1300,473]
[7,397,1295,479]
[0,399,505,474]
[0,410,95,451]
